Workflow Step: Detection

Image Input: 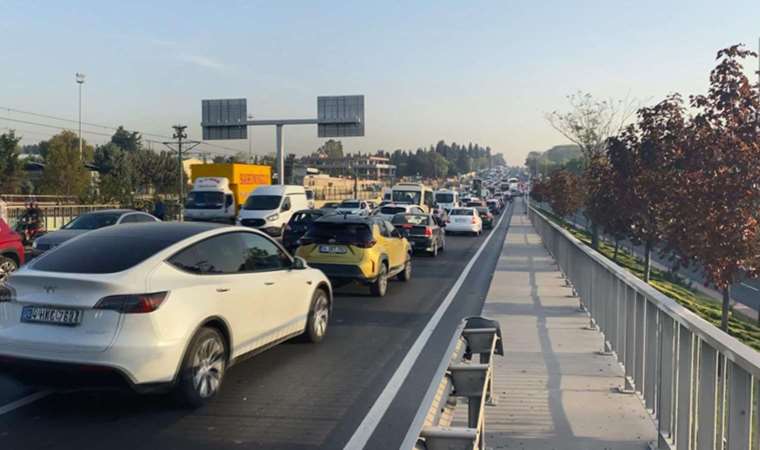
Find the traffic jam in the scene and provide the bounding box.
[0,167,523,408]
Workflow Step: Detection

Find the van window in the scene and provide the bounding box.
[424,191,433,207]
[243,195,282,210]
[392,190,421,205]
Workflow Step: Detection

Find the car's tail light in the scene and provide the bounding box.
[401,224,413,229]
[424,227,433,237]
[95,292,168,314]
[0,285,16,303]
[472,217,477,224]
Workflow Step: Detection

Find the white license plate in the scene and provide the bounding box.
[21,305,83,326]
[456,218,468,223]
[319,245,347,254]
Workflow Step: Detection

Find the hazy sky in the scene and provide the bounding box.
[2,0,759,165]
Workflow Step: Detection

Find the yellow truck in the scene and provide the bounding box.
[185,163,271,223]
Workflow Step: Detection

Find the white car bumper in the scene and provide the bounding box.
[445,222,480,233]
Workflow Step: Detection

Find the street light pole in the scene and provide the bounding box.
[247,114,253,163]
[75,73,85,159]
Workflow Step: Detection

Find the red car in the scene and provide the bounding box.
[0,218,24,283]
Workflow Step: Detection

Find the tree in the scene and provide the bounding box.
[0,131,23,193]
[39,131,93,197]
[94,143,134,203]
[545,170,584,219]
[318,139,343,159]
[547,92,637,250]
[110,126,142,153]
[583,154,631,262]
[662,45,760,331]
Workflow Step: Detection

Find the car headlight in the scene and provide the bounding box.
[266,213,279,222]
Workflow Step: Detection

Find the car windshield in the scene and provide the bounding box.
[323,202,340,208]
[303,222,373,245]
[340,202,361,208]
[32,235,175,273]
[392,190,421,205]
[243,195,282,210]
[290,212,321,224]
[63,213,122,230]
[450,209,473,216]
[435,193,454,203]
[185,191,224,209]
[392,214,428,225]
[379,206,406,215]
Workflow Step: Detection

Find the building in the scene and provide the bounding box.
[300,152,396,181]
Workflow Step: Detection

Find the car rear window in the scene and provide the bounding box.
[380,206,406,215]
[303,222,373,245]
[340,202,361,208]
[450,209,473,216]
[391,214,428,225]
[32,235,175,273]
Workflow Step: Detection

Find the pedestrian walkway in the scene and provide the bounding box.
[458,209,658,449]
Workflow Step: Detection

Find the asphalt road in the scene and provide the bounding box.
[0,202,514,450]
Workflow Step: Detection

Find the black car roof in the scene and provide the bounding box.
[315,214,381,225]
[76,221,224,242]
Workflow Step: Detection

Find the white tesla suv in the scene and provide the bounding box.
[0,222,332,406]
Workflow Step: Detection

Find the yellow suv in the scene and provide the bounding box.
[296,215,412,297]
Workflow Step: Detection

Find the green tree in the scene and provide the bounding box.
[110,126,142,152]
[94,143,134,203]
[0,131,23,193]
[39,131,93,197]
[318,139,343,159]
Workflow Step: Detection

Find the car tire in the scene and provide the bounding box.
[370,262,388,297]
[304,288,330,343]
[175,327,227,408]
[0,256,18,284]
[398,258,412,281]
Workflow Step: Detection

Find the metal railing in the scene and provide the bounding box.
[529,205,760,450]
[408,317,503,450]
[7,204,121,230]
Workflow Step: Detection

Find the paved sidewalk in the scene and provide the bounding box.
[468,209,657,449]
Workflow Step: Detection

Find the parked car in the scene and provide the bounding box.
[0,218,24,283]
[372,203,426,221]
[0,222,332,407]
[296,215,412,297]
[445,207,483,236]
[335,199,371,216]
[31,209,159,256]
[476,207,495,230]
[282,208,332,252]
[391,213,445,256]
[237,185,309,237]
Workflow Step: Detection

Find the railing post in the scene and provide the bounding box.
[658,315,676,447]
[675,324,695,449]
[695,340,718,450]
[727,361,752,450]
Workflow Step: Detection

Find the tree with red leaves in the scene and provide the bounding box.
[545,169,584,219]
[662,45,760,331]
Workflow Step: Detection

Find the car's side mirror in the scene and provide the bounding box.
[281,203,291,212]
[292,256,308,270]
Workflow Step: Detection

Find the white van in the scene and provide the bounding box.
[434,189,459,211]
[237,185,309,236]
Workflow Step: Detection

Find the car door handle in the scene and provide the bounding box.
[216,288,230,293]
[264,282,275,286]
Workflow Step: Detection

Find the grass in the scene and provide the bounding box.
[534,206,760,351]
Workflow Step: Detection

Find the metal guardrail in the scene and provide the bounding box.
[7,204,121,230]
[529,205,760,450]
[409,317,503,450]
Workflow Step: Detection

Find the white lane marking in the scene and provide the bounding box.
[0,389,52,416]
[740,282,760,292]
[343,203,511,449]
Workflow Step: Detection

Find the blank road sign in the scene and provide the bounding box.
[201,98,247,140]
[318,95,364,138]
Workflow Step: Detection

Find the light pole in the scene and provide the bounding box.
[75,73,85,160]
[247,114,253,163]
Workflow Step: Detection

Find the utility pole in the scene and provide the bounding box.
[247,114,254,163]
[75,73,85,159]
[163,125,200,221]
